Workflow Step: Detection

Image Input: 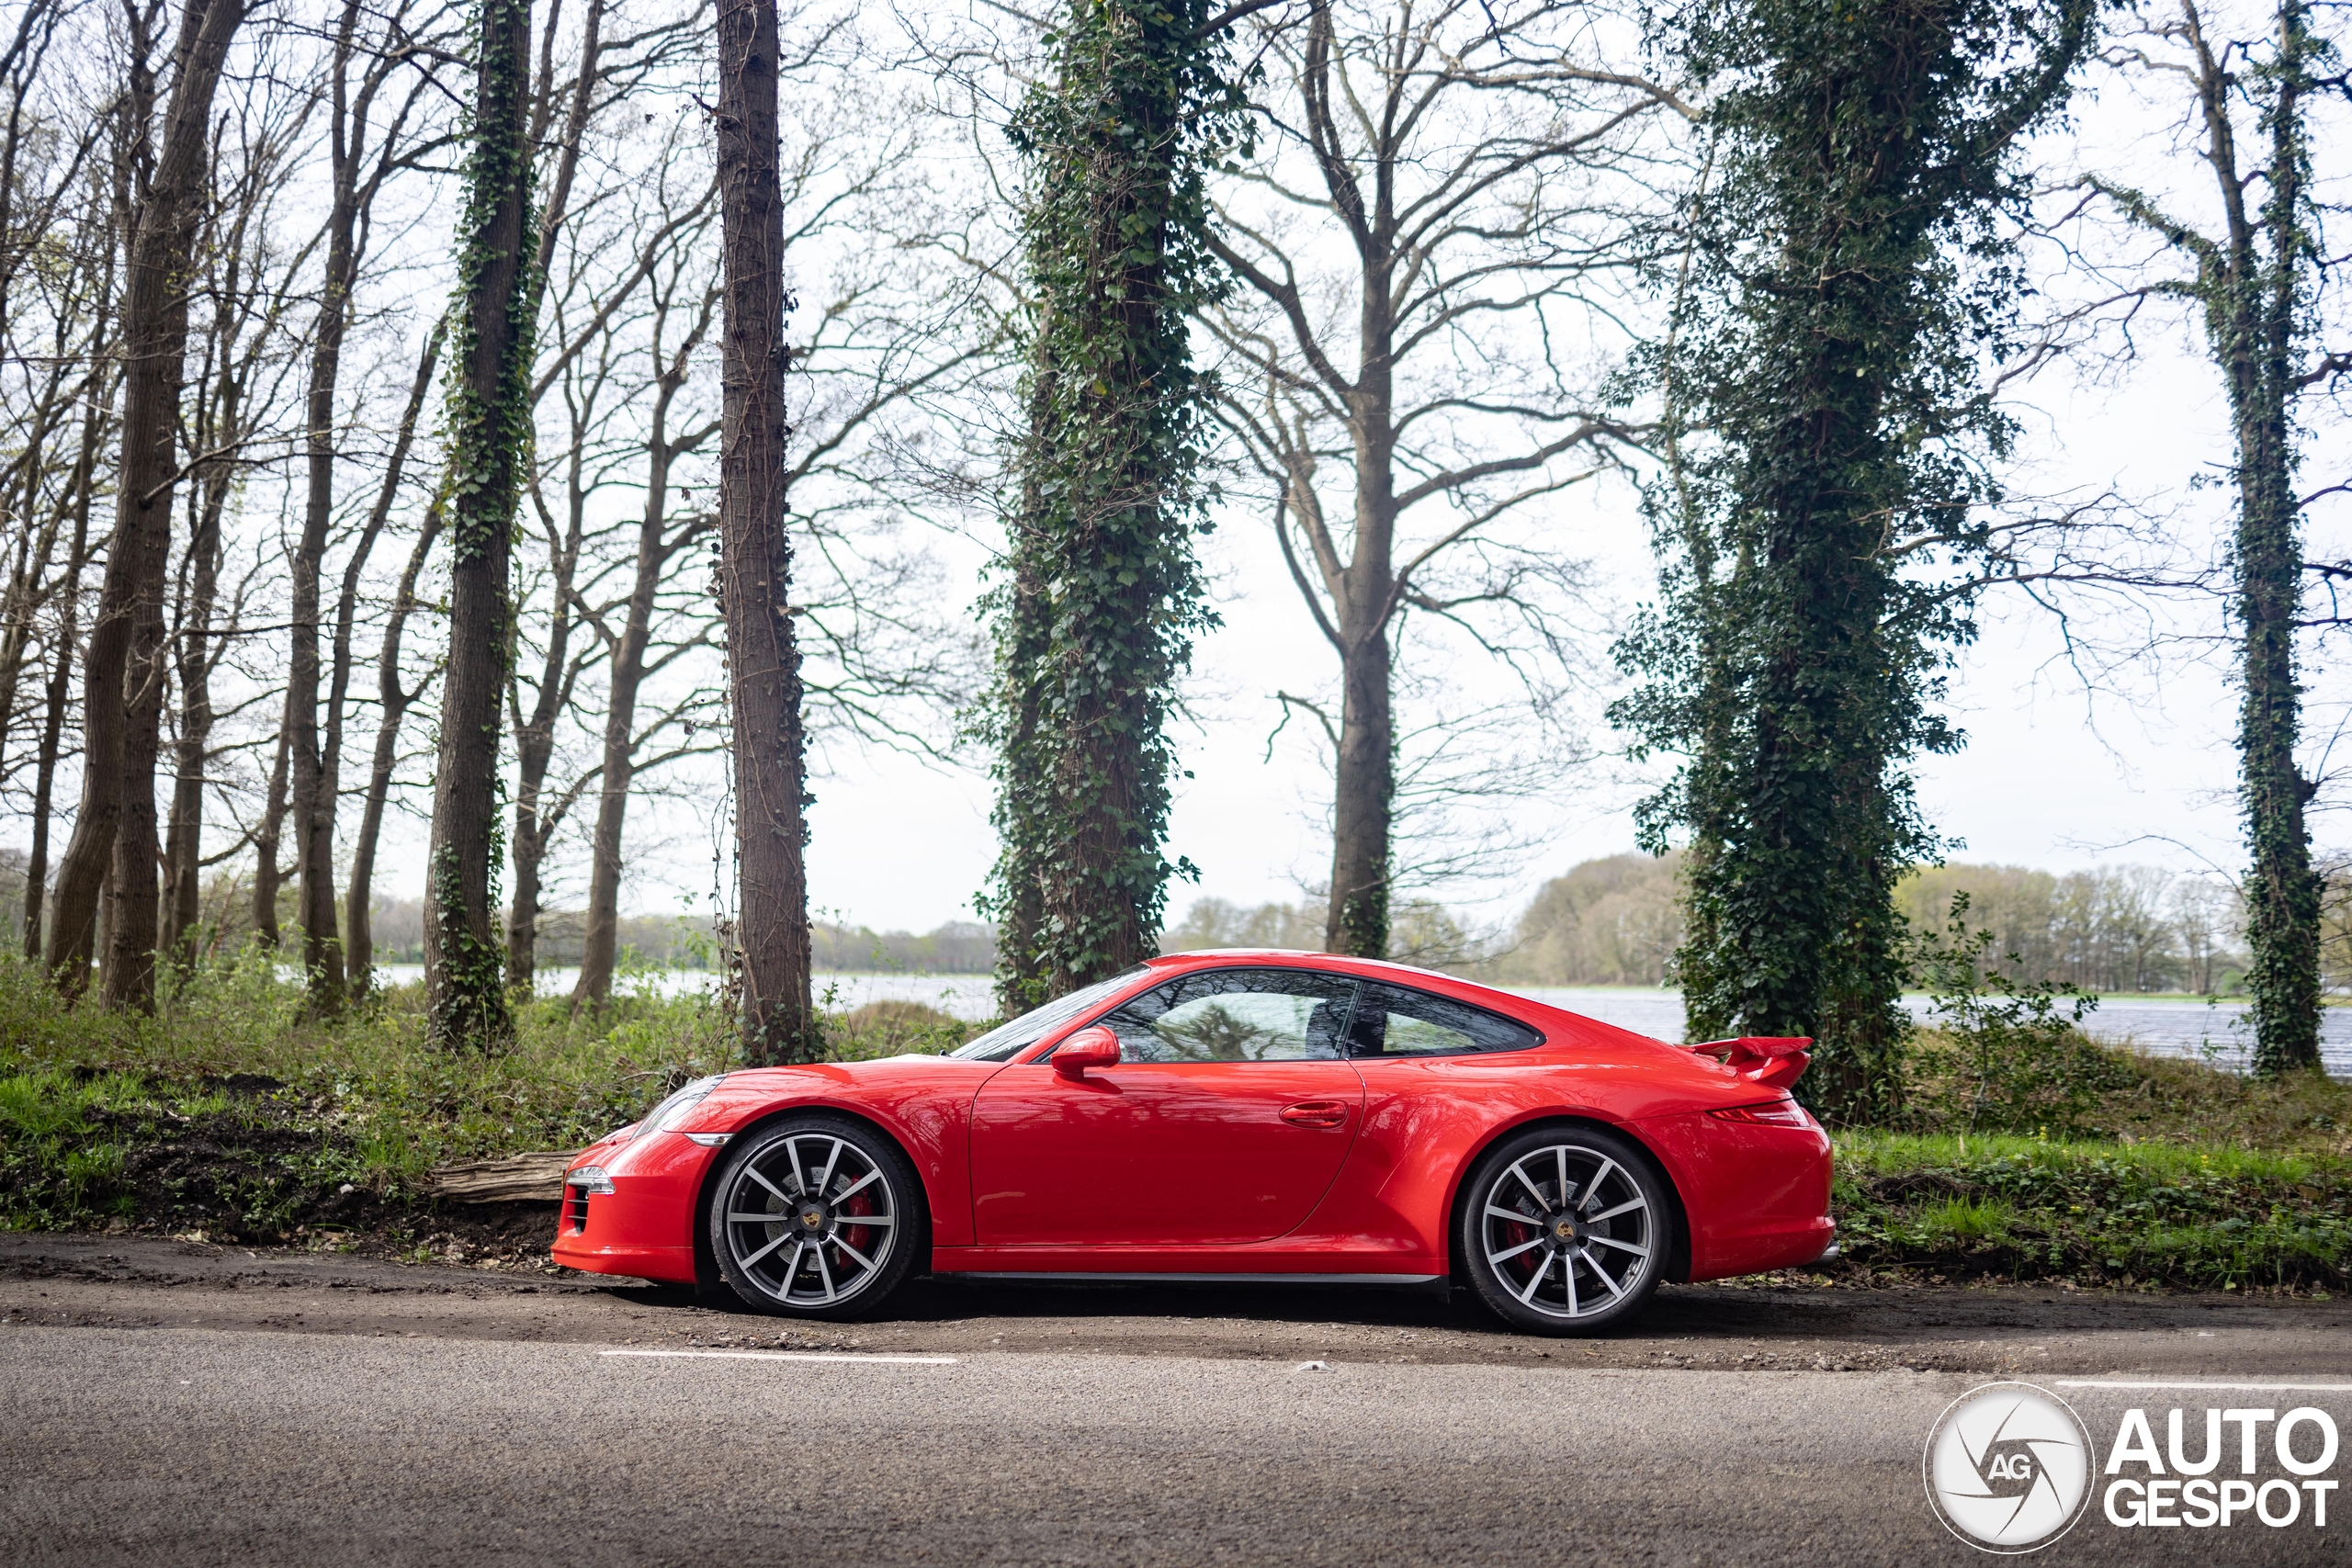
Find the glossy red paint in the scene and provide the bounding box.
[551,950,1834,1294]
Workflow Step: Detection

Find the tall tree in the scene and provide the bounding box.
[333,317,446,989]
[425,0,537,1050]
[715,0,812,1061]
[980,0,1250,1010]
[47,0,248,1006]
[1613,0,2096,1120]
[2088,0,2341,1076]
[287,0,441,1016]
[1206,0,1676,958]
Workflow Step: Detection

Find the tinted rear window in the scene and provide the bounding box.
[1344,981,1543,1057]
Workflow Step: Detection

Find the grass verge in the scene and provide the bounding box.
[0,950,978,1260]
[2,950,2345,1292]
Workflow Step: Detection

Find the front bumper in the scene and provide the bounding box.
[548,1132,718,1285]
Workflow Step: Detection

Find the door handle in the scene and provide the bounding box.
[1280,1100,1350,1129]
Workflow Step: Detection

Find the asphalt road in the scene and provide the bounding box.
[6,1235,2351,1565]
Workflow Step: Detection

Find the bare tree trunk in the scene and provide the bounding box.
[503,513,579,990]
[346,503,442,989]
[252,728,288,945]
[329,318,442,987]
[424,0,534,1049]
[286,0,397,1019]
[573,360,697,1010]
[1326,619,1393,957]
[46,0,245,1007]
[17,347,101,960]
[716,0,812,1064]
[162,445,226,968]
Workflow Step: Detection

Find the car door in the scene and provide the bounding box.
[967,967,1366,1247]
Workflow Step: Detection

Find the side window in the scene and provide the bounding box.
[1093,968,1360,1064]
[1345,981,1543,1058]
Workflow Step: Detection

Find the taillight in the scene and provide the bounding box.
[1709,1100,1811,1128]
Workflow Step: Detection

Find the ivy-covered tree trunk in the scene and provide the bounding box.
[2091,2,2327,1076]
[424,0,537,1052]
[1614,0,2094,1122]
[981,0,1245,1001]
[715,0,817,1065]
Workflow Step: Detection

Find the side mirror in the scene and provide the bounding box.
[1052,1025,1121,1078]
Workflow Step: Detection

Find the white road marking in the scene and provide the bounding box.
[2055,1380,2352,1393]
[600,1348,957,1365]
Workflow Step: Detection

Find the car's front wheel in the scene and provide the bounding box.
[1458,1124,1672,1335]
[710,1116,923,1319]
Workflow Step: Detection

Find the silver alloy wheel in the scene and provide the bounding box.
[1477,1142,1655,1321]
[722,1133,899,1308]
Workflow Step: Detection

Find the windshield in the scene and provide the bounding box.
[948,970,1144,1062]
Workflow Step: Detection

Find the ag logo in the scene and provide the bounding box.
[1924,1382,2096,1552]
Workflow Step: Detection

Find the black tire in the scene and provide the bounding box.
[710,1115,925,1320]
[1457,1123,1673,1336]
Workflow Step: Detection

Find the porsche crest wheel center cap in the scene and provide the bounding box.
[797,1201,830,1232]
[1550,1213,1583,1246]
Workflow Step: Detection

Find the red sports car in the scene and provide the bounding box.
[553,951,1833,1334]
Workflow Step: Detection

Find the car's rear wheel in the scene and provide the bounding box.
[711,1116,923,1319]
[1459,1124,1671,1335]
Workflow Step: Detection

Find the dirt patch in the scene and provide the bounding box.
[5,1081,567,1268]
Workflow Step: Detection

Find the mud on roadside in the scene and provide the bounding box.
[2,1072,570,1271]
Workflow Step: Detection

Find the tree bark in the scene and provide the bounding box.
[1323,242,1398,958]
[346,502,442,988]
[425,0,535,1050]
[46,0,245,1006]
[1326,619,1393,957]
[162,421,227,969]
[716,0,813,1064]
[284,0,375,1019]
[503,502,580,991]
[22,394,99,958]
[251,727,288,945]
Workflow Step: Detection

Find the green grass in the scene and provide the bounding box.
[1828,1123,2352,1292]
[0,946,986,1241]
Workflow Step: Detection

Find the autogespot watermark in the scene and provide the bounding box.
[1925,1382,2097,1552]
[1924,1382,2345,1552]
[2099,1402,2339,1531]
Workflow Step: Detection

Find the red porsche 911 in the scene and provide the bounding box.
[552,951,1833,1334]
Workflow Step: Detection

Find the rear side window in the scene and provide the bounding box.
[1344,981,1542,1058]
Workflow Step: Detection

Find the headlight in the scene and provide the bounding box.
[565,1167,615,1194]
[646,1075,726,1134]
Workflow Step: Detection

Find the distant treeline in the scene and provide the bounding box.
[1,843,2336,994]
[1168,855,2352,997]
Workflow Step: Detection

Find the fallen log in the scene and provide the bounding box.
[424,1150,581,1204]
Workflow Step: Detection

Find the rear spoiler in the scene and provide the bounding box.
[1684,1036,1811,1092]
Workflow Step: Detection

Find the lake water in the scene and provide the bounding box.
[372,965,2352,1078]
